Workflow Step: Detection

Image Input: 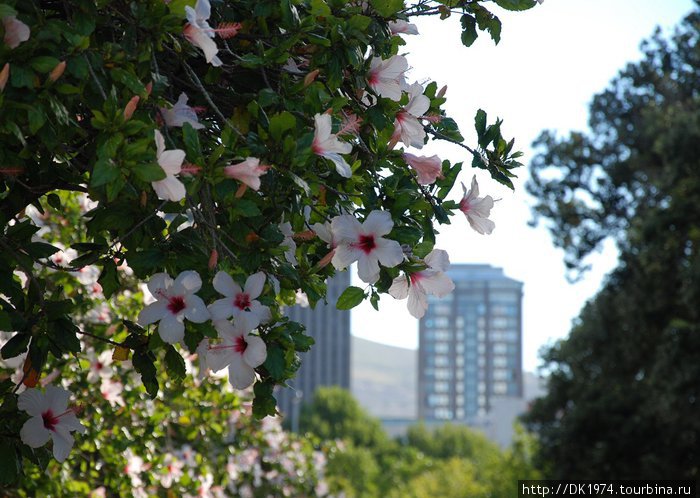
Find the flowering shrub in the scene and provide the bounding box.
[0,0,538,485]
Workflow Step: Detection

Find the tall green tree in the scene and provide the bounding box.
[524,4,700,478]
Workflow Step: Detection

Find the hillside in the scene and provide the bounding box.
[351,336,417,419]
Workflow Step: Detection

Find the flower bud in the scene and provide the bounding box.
[48,60,66,82]
[208,248,218,270]
[123,95,140,120]
[0,63,9,91]
[304,69,320,87]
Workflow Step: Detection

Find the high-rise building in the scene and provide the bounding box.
[418,264,523,422]
[276,271,351,428]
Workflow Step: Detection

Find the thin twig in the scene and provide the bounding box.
[182,62,245,140]
[76,328,122,347]
[84,54,107,100]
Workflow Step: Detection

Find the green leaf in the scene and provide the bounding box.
[0,439,20,486]
[110,68,147,95]
[26,242,60,259]
[460,14,478,47]
[133,161,166,182]
[30,56,61,74]
[164,345,186,381]
[0,310,11,331]
[98,259,120,299]
[494,0,537,11]
[0,4,17,18]
[127,249,165,277]
[133,350,159,398]
[182,122,202,161]
[10,65,34,89]
[91,158,120,187]
[0,333,30,359]
[252,381,277,418]
[48,317,81,355]
[336,286,366,310]
[235,199,262,218]
[369,0,404,17]
[264,345,285,380]
[309,0,331,17]
[475,109,487,137]
[46,193,61,210]
[27,107,46,134]
[291,330,314,352]
[268,111,296,141]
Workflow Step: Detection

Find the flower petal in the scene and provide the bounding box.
[388,276,409,300]
[208,298,233,321]
[20,416,51,448]
[242,335,267,368]
[228,357,256,390]
[374,238,404,269]
[152,176,186,202]
[425,249,450,272]
[44,385,70,413]
[313,113,331,141]
[158,313,185,344]
[467,214,495,235]
[330,215,361,243]
[206,347,236,373]
[332,244,361,270]
[213,271,240,297]
[172,270,202,294]
[248,302,271,326]
[184,295,210,323]
[243,272,266,299]
[362,211,393,237]
[137,300,168,326]
[59,412,86,434]
[51,426,75,462]
[158,150,185,175]
[420,271,455,298]
[357,254,381,284]
[147,273,172,297]
[18,388,47,417]
[407,287,428,319]
[154,130,166,157]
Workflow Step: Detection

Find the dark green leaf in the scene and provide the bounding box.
[164,345,186,381]
[0,333,30,360]
[264,345,286,380]
[133,161,167,182]
[0,440,20,486]
[98,259,120,299]
[182,122,202,161]
[252,381,277,418]
[460,14,478,47]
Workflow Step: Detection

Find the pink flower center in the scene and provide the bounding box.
[167,295,187,314]
[311,139,322,155]
[234,293,251,311]
[357,234,376,254]
[42,410,59,432]
[459,198,470,213]
[396,110,408,124]
[409,272,424,285]
[368,70,379,86]
[234,335,248,354]
[95,361,103,371]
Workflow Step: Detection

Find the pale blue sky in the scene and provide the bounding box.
[351,0,696,372]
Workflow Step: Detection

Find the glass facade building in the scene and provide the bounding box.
[418,264,523,421]
[276,271,351,427]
